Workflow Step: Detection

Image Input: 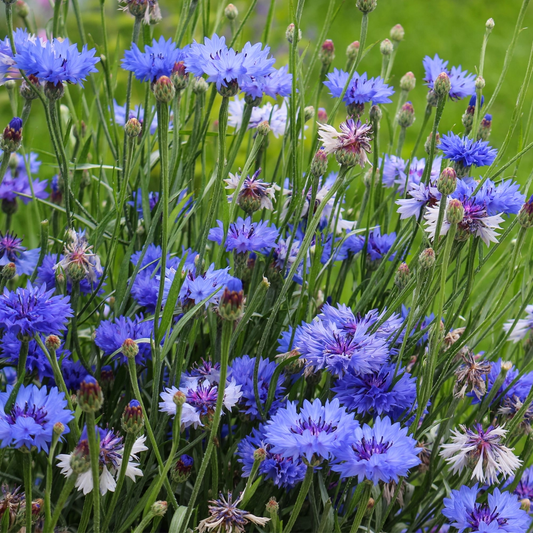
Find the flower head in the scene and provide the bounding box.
[324,69,394,105]
[504,305,533,343]
[331,416,421,484]
[56,426,147,495]
[0,232,39,276]
[264,398,358,464]
[224,169,279,213]
[439,133,497,169]
[0,384,73,452]
[209,217,279,254]
[443,484,530,532]
[381,155,442,194]
[440,423,521,484]
[367,227,396,261]
[423,54,476,100]
[0,282,72,337]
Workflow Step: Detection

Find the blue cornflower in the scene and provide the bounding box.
[15,38,99,87]
[0,282,72,337]
[324,68,394,105]
[508,465,533,503]
[95,315,154,365]
[261,65,292,98]
[113,100,158,135]
[332,416,421,484]
[0,384,73,452]
[264,398,358,463]
[397,181,441,220]
[122,36,188,83]
[229,355,285,419]
[177,264,235,308]
[439,133,497,168]
[237,425,306,488]
[443,484,530,532]
[55,357,87,391]
[400,305,436,345]
[0,28,35,82]
[333,363,416,420]
[423,54,476,100]
[367,227,396,261]
[381,155,442,194]
[0,232,39,276]
[209,217,279,254]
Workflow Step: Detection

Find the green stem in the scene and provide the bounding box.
[282,465,314,533]
[170,91,183,185]
[240,457,262,507]
[5,337,29,412]
[86,411,101,533]
[45,431,61,527]
[349,483,371,533]
[132,510,156,533]
[225,102,253,174]
[47,475,77,533]
[22,451,33,533]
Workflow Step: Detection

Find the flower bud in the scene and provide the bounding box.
[356,0,377,13]
[424,132,440,154]
[1,262,16,280]
[67,261,87,282]
[45,335,61,351]
[304,106,315,123]
[475,75,485,90]
[171,61,189,91]
[218,278,244,320]
[172,454,193,483]
[390,23,405,42]
[369,104,382,123]
[121,338,140,360]
[173,390,186,406]
[426,89,439,108]
[434,72,451,97]
[266,497,279,515]
[319,39,335,67]
[286,23,302,44]
[218,79,239,97]
[1,198,17,217]
[244,93,262,107]
[122,399,145,434]
[380,38,393,56]
[153,76,175,103]
[311,148,328,178]
[521,499,531,512]
[477,114,492,142]
[394,262,409,291]
[70,440,90,474]
[126,0,148,18]
[419,248,435,269]
[317,107,328,124]
[100,365,115,391]
[224,3,238,19]
[125,117,142,138]
[20,74,41,100]
[151,501,167,517]
[447,199,465,225]
[486,18,495,31]
[191,76,209,95]
[399,72,416,92]
[0,117,23,153]
[437,167,457,196]
[54,422,65,435]
[257,120,271,136]
[346,102,365,119]
[396,101,415,128]
[44,81,64,101]
[518,196,533,229]
[335,149,359,169]
[254,447,267,462]
[77,375,103,412]
[346,41,360,61]
[15,0,29,17]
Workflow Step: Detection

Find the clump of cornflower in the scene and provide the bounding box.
[113,100,158,135]
[128,189,190,221]
[197,492,270,533]
[443,484,530,532]
[237,425,306,489]
[367,227,396,262]
[122,36,189,83]
[159,376,242,429]
[229,96,289,137]
[185,34,275,96]
[56,426,147,495]
[15,37,100,88]
[0,152,48,211]
[264,398,358,464]
[0,232,39,276]
[439,132,497,176]
[0,282,72,337]
[454,351,491,400]
[0,384,73,452]
[423,54,476,100]
[504,305,533,343]
[333,363,416,421]
[0,28,37,83]
[270,235,304,281]
[324,68,394,116]
[185,360,221,384]
[440,423,521,484]
[321,230,365,265]
[224,169,279,213]
[55,229,103,285]
[332,416,421,484]
[95,315,154,365]
[318,118,373,168]
[228,355,285,419]
[208,217,279,254]
[381,155,442,194]
[508,465,533,504]
[396,180,441,220]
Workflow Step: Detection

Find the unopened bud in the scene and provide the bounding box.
[45,335,61,351]
[20,74,41,100]
[356,0,377,14]
[172,454,193,483]
[400,72,416,92]
[53,422,65,435]
[122,399,144,434]
[397,101,415,128]
[311,147,328,178]
[319,40,335,67]
[218,79,239,97]
[0,117,23,153]
[224,3,238,20]
[304,106,315,122]
[394,262,409,291]
[346,41,360,61]
[77,375,103,412]
[257,120,271,136]
[266,497,279,515]
[486,18,495,31]
[171,61,189,91]
[521,499,531,512]
[254,447,267,462]
[434,72,451,97]
[1,262,16,280]
[447,199,464,225]
[518,196,533,229]
[173,390,186,406]
[152,76,175,103]
[44,81,64,101]
[335,149,359,169]
[121,338,140,360]
[151,501,167,517]
[219,278,245,320]
[100,365,115,391]
[475,76,485,90]
[15,0,29,17]
[426,89,439,108]
[125,117,142,138]
[380,39,393,56]
[286,23,302,44]
[437,167,457,195]
[317,108,328,124]
[390,24,405,42]
[424,132,440,154]
[477,114,492,142]
[419,248,435,269]
[191,77,208,95]
[369,105,382,123]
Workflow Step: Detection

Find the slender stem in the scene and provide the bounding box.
[170,91,183,185]
[349,483,372,533]
[240,457,262,507]
[45,432,61,528]
[132,510,156,533]
[5,4,16,55]
[22,451,33,533]
[282,465,313,533]
[224,102,253,174]
[5,337,29,412]
[47,475,77,533]
[86,411,101,533]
